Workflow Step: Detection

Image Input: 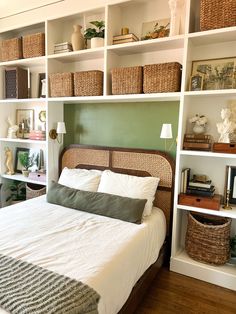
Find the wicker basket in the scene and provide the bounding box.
[1,38,22,61]
[26,183,46,200]
[74,70,103,96]
[22,33,45,58]
[200,0,236,31]
[111,66,143,95]
[185,212,232,265]
[143,62,181,93]
[49,72,74,97]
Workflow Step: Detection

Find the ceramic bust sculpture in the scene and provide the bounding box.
[5,147,14,175]
[7,117,18,139]
[216,108,236,143]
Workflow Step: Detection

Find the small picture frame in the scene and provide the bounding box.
[225,166,236,204]
[14,147,42,173]
[38,73,46,98]
[16,109,34,139]
[15,147,29,173]
[189,74,204,91]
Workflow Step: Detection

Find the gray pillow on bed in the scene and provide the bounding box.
[47,181,147,224]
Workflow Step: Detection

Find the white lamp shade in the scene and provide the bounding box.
[160,123,173,139]
[57,122,66,134]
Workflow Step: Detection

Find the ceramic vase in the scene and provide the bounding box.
[71,24,84,51]
[193,124,205,134]
[22,169,30,177]
[91,37,104,49]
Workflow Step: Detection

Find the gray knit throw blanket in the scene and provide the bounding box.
[0,254,100,314]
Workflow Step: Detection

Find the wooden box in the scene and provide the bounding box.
[5,67,28,99]
[1,37,22,61]
[22,33,45,58]
[212,143,236,154]
[178,193,221,210]
[28,171,46,183]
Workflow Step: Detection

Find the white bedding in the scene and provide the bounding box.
[0,195,166,314]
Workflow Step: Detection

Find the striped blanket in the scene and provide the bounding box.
[0,254,100,314]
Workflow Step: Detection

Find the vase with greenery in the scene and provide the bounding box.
[19,152,34,177]
[84,20,105,48]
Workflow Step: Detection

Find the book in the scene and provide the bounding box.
[189,180,212,188]
[181,168,190,193]
[113,33,139,41]
[186,188,215,197]
[113,38,138,45]
[187,185,215,192]
[54,42,72,48]
[184,134,211,140]
[54,48,73,54]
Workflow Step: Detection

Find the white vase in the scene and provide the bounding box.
[91,37,104,49]
[71,24,84,51]
[193,124,205,134]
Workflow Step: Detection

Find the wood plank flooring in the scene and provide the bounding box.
[136,267,236,314]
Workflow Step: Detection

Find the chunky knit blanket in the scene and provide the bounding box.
[0,254,100,314]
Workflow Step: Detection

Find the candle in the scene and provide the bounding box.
[22,122,24,129]
[227,166,231,189]
[27,68,30,89]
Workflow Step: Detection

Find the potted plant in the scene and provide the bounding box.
[84,20,105,49]
[19,152,34,177]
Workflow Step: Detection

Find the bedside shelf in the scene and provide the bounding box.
[1,174,47,186]
[177,204,236,219]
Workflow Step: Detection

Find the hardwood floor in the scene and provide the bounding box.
[136,267,236,314]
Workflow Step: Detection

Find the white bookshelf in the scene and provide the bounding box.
[2,173,46,186]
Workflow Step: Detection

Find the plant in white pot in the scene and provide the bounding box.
[84,20,105,49]
[19,152,34,177]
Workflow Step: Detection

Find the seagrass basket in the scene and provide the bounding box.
[49,72,74,97]
[74,70,103,96]
[1,38,22,61]
[26,183,46,200]
[200,0,236,31]
[143,62,181,93]
[111,66,143,95]
[185,212,231,265]
[22,32,45,58]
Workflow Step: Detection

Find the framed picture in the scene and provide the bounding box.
[14,148,42,173]
[141,18,170,40]
[16,109,34,139]
[225,166,236,204]
[191,57,236,90]
[15,147,29,173]
[189,74,204,91]
[38,73,46,98]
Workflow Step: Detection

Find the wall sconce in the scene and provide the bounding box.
[49,122,66,144]
[160,123,175,151]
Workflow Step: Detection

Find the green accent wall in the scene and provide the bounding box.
[64,101,179,158]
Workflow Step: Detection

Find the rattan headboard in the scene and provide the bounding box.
[59,145,175,234]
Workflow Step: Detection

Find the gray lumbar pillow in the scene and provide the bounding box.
[47,181,146,224]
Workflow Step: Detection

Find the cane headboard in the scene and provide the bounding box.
[59,145,175,234]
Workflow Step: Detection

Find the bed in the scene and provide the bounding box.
[0,145,174,314]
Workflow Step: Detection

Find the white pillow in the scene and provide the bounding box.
[58,167,102,192]
[97,170,160,216]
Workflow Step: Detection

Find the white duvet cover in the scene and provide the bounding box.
[0,195,166,314]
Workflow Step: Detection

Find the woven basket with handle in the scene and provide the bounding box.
[49,72,74,97]
[22,33,45,58]
[1,38,22,62]
[74,70,103,96]
[185,212,231,265]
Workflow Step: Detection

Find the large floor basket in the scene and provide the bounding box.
[185,212,231,265]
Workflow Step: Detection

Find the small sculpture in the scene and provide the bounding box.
[5,147,14,175]
[7,117,18,139]
[217,108,236,143]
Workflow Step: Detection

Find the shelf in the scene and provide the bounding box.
[177,204,236,219]
[170,250,236,291]
[48,93,181,103]
[184,89,236,97]
[1,173,47,186]
[188,26,236,46]
[0,138,46,144]
[0,56,46,68]
[47,47,104,62]
[180,150,236,159]
[0,98,46,103]
[107,35,184,56]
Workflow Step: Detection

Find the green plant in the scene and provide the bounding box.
[231,235,236,257]
[84,20,105,39]
[19,152,34,171]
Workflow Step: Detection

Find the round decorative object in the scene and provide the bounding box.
[71,25,84,51]
[91,37,104,48]
[39,110,46,122]
[193,124,205,134]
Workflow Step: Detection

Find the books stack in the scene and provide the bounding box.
[29,130,46,141]
[113,33,139,45]
[54,42,73,54]
[183,134,212,151]
[187,179,215,197]
[180,168,190,193]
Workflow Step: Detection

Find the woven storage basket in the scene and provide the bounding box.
[49,72,74,97]
[185,212,232,265]
[200,0,236,31]
[111,66,143,95]
[22,32,45,58]
[26,183,46,200]
[143,62,181,93]
[1,38,22,61]
[74,70,103,96]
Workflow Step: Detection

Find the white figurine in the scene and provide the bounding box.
[168,0,185,37]
[216,108,236,143]
[5,147,14,175]
[7,117,18,139]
